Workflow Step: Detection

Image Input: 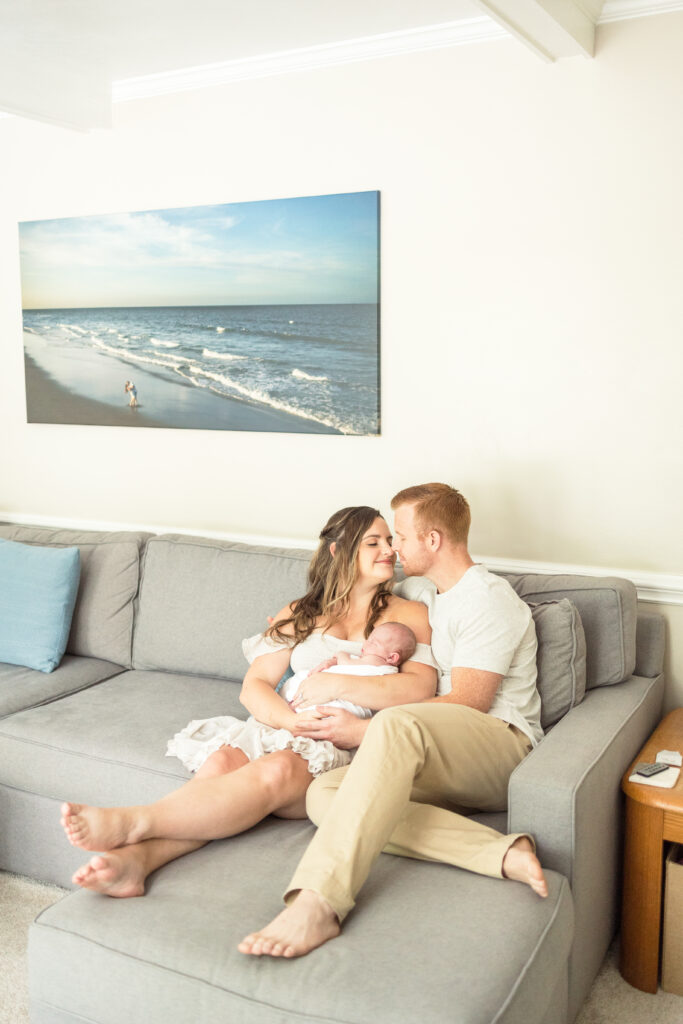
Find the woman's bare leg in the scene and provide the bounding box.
[62,749,312,852]
[70,746,249,896]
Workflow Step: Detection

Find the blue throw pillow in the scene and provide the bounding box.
[0,538,81,673]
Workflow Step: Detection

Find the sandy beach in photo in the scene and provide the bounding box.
[23,332,339,433]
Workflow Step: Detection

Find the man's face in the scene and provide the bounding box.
[392,504,433,577]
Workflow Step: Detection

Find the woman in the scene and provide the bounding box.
[61,506,437,898]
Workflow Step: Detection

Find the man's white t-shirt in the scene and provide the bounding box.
[397,565,543,746]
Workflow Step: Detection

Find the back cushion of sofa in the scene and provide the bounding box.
[132,535,311,679]
[498,572,637,689]
[0,524,150,668]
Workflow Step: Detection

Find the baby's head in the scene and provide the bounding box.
[361,622,417,667]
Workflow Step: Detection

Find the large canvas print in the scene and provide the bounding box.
[19,190,380,434]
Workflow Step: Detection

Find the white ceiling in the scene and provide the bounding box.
[0,0,677,130]
[1,0,483,81]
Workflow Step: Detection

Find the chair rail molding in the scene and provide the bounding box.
[2,511,682,606]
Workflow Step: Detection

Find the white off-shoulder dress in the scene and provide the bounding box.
[166,629,437,777]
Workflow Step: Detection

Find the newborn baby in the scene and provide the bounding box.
[280,620,417,719]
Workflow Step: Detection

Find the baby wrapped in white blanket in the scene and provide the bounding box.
[280,620,417,720]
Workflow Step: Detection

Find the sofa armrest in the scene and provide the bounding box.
[508,674,662,879]
[508,672,664,1021]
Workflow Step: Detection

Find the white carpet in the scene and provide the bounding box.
[2,869,683,1023]
[0,872,66,1024]
[574,940,683,1024]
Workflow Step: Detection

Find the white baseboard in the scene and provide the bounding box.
[1,510,681,607]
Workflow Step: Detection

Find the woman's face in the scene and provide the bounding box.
[354,516,396,585]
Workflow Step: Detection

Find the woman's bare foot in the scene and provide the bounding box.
[72,850,148,898]
[502,837,548,897]
[60,802,147,851]
[238,890,340,958]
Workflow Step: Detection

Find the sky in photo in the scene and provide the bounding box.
[19,190,380,309]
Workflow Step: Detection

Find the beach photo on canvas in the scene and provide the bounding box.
[19,190,380,434]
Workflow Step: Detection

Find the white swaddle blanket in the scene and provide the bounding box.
[280,661,397,720]
[167,631,435,777]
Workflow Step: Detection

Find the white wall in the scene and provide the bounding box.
[1,14,682,700]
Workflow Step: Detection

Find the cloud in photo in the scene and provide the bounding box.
[19,191,379,309]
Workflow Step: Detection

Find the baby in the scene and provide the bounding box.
[280,621,417,720]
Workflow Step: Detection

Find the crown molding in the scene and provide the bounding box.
[3,4,683,123]
[3,511,682,606]
[599,0,683,22]
[112,2,683,106]
[112,18,507,103]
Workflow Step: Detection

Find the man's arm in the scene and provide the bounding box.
[425,666,503,713]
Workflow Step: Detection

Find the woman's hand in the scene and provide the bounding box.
[291,672,341,710]
[294,707,367,749]
[287,708,325,735]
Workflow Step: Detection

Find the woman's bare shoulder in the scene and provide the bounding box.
[269,602,298,637]
[382,594,430,630]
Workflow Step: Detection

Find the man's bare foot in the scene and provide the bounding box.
[502,837,548,897]
[60,802,146,851]
[238,890,340,958]
[72,850,147,898]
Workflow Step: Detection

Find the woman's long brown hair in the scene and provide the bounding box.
[266,506,393,645]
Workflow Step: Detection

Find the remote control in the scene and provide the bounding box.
[635,762,670,777]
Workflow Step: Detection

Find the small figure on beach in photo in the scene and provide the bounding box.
[124,380,138,408]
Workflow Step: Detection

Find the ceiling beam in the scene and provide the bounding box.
[473,0,604,61]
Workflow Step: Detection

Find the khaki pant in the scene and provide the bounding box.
[286,702,533,920]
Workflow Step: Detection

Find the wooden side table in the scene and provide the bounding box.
[620,708,683,992]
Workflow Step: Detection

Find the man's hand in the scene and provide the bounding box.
[294,707,367,749]
[291,672,341,710]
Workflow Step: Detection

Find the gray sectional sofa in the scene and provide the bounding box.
[0,522,665,1024]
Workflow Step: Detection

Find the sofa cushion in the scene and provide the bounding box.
[29,819,573,1024]
[0,524,151,668]
[0,669,245,805]
[531,599,587,729]
[133,535,310,679]
[500,572,637,689]
[0,539,80,672]
[0,656,124,719]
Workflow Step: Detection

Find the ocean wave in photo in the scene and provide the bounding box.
[202,348,247,361]
[22,304,379,435]
[292,368,328,382]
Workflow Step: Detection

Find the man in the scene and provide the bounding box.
[239,483,548,959]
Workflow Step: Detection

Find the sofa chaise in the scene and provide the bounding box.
[0,522,665,1024]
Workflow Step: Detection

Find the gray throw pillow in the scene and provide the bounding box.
[530,599,587,729]
[0,525,150,667]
